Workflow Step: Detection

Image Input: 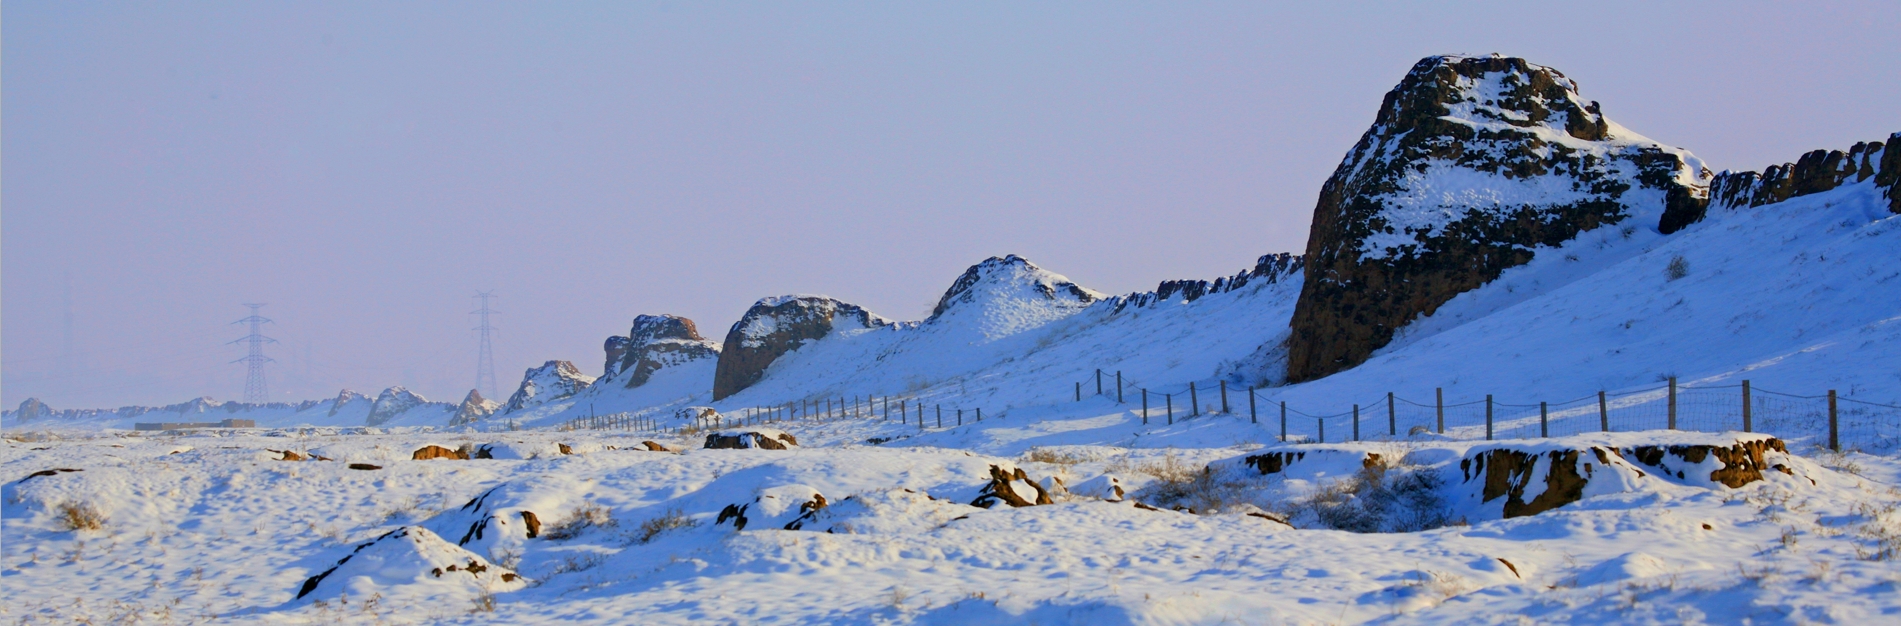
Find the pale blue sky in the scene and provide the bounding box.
[6,1,1897,408]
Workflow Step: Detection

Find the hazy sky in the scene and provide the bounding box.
[5,2,1897,409]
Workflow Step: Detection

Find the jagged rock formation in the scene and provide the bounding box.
[600,314,721,389]
[327,390,372,418]
[11,398,53,423]
[447,389,499,427]
[711,296,891,400]
[503,361,596,413]
[703,429,799,450]
[365,387,434,426]
[971,465,1054,508]
[1286,55,1709,382]
[1110,253,1304,312]
[1661,134,1901,232]
[928,255,1103,340]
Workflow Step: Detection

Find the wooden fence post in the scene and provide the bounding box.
[1279,401,1287,442]
[1076,382,1081,402]
[1667,377,1678,430]
[1599,391,1609,432]
[1096,369,1103,396]
[936,405,942,428]
[1540,401,1548,438]
[976,408,982,421]
[1221,381,1230,414]
[1387,392,1396,437]
[1436,388,1444,434]
[1742,380,1752,433]
[1117,372,1123,403]
[1190,383,1199,416]
[1142,389,1149,425]
[957,409,963,426]
[1352,404,1360,441]
[1166,394,1173,425]
[1828,390,1839,451]
[1318,417,1325,443]
[1249,387,1257,424]
[1485,395,1493,440]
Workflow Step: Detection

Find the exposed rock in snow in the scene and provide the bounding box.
[927,255,1103,341]
[503,361,596,413]
[715,485,828,531]
[712,296,891,400]
[293,526,525,602]
[446,390,498,427]
[971,464,1054,508]
[429,475,587,560]
[1675,134,1901,230]
[411,444,470,461]
[1287,54,1709,382]
[600,314,721,389]
[1109,253,1304,312]
[703,428,799,450]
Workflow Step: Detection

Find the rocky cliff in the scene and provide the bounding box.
[447,389,500,427]
[1285,55,1708,382]
[1661,134,1900,232]
[600,314,721,389]
[711,296,891,400]
[365,387,452,427]
[502,361,597,413]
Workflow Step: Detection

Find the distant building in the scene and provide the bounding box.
[133,418,256,431]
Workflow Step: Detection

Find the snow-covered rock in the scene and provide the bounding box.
[713,484,828,531]
[1287,54,1709,382]
[365,387,447,427]
[502,361,596,413]
[1691,133,1900,226]
[927,255,1103,342]
[703,428,798,450]
[293,526,525,602]
[712,296,891,400]
[600,314,721,388]
[447,389,499,427]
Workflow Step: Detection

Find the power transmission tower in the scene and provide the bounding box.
[473,292,499,400]
[230,303,276,404]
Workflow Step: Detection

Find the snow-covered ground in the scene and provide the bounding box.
[5,421,1899,624]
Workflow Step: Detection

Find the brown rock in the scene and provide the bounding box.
[270,450,307,461]
[1241,451,1307,475]
[1463,448,1591,518]
[971,465,1053,508]
[641,441,671,452]
[712,296,890,400]
[348,463,382,471]
[1285,55,1705,382]
[519,511,541,539]
[703,431,798,450]
[557,443,573,455]
[412,445,469,461]
[602,315,721,389]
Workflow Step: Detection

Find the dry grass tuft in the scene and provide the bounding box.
[57,501,106,532]
[633,508,697,544]
[543,502,616,540]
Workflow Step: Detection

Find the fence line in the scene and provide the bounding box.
[1073,370,1901,451]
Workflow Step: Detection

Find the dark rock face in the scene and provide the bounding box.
[711,296,890,400]
[601,315,720,389]
[447,389,498,427]
[1286,55,1707,382]
[503,361,596,413]
[1663,134,1901,231]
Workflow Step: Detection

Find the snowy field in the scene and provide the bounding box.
[5,411,1901,624]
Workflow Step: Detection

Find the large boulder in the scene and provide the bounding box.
[447,389,498,427]
[1673,134,1901,230]
[927,255,1103,341]
[703,428,799,450]
[11,398,53,423]
[711,296,891,400]
[503,361,596,413]
[1285,55,1709,382]
[601,314,721,389]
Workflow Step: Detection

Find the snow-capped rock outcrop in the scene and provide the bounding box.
[447,390,499,427]
[503,361,596,413]
[327,390,373,418]
[927,255,1103,341]
[11,398,53,423]
[600,314,721,389]
[365,387,440,427]
[712,296,891,400]
[1287,54,1710,382]
[1109,252,1303,312]
[1672,134,1900,231]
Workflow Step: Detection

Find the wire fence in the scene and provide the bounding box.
[559,394,1000,437]
[1075,370,1901,452]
